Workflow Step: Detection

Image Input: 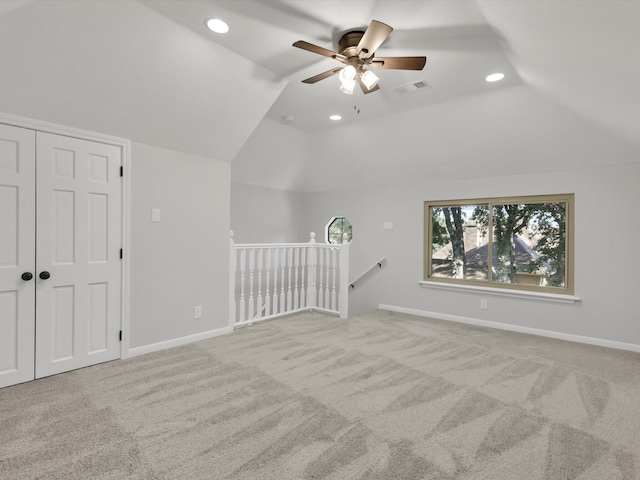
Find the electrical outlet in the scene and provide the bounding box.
[480,299,488,310]
[194,306,202,319]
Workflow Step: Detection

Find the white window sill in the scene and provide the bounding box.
[419,281,581,304]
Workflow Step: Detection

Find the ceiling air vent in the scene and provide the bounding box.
[393,80,432,95]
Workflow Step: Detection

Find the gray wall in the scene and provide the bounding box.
[0,0,279,353]
[130,143,230,348]
[231,183,306,244]
[296,162,640,347]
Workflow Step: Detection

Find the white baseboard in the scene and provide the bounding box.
[126,326,234,358]
[378,304,640,353]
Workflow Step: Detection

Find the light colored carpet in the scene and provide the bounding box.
[1,309,640,479]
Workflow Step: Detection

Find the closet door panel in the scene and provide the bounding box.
[0,124,36,388]
[35,132,121,379]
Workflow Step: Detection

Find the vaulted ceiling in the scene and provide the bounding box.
[145,0,640,192]
[1,1,639,193]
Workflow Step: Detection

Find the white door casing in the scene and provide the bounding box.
[35,132,122,378]
[0,124,36,389]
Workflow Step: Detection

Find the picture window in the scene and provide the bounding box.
[424,194,574,294]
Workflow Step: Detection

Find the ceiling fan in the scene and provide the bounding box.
[293,20,426,95]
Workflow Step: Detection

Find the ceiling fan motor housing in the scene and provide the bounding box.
[338,31,368,61]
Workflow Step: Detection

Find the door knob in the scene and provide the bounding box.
[21,272,33,281]
[39,271,51,280]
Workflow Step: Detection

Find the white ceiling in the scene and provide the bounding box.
[0,0,285,163]
[143,0,640,192]
[143,0,522,132]
[1,1,639,193]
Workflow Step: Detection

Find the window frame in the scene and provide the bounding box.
[326,216,353,245]
[424,194,575,295]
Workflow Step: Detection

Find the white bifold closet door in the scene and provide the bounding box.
[0,125,122,388]
[34,131,122,379]
[0,124,36,388]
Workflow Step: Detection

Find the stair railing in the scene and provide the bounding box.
[229,232,350,327]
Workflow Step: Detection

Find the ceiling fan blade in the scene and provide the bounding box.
[357,75,380,94]
[357,20,393,59]
[370,56,427,70]
[301,67,342,84]
[293,40,346,62]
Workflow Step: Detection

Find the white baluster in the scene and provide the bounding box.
[307,232,317,308]
[239,249,246,323]
[229,231,236,327]
[265,248,271,317]
[331,248,337,311]
[318,248,325,309]
[293,247,300,310]
[280,247,286,313]
[287,247,293,311]
[248,249,255,320]
[338,233,350,319]
[273,248,279,314]
[324,249,330,309]
[300,247,307,308]
[256,249,263,319]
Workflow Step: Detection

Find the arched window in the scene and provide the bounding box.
[326,216,353,244]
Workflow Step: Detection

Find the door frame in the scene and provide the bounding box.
[0,112,131,361]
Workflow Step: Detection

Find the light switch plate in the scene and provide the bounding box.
[383,222,394,230]
[152,208,161,222]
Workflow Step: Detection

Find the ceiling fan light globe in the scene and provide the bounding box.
[339,65,357,83]
[339,78,356,95]
[361,70,379,90]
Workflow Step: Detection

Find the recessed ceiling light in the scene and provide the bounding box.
[485,73,505,82]
[329,115,342,121]
[206,18,229,34]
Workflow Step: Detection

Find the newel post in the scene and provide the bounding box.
[229,230,236,329]
[306,232,317,308]
[338,232,350,319]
